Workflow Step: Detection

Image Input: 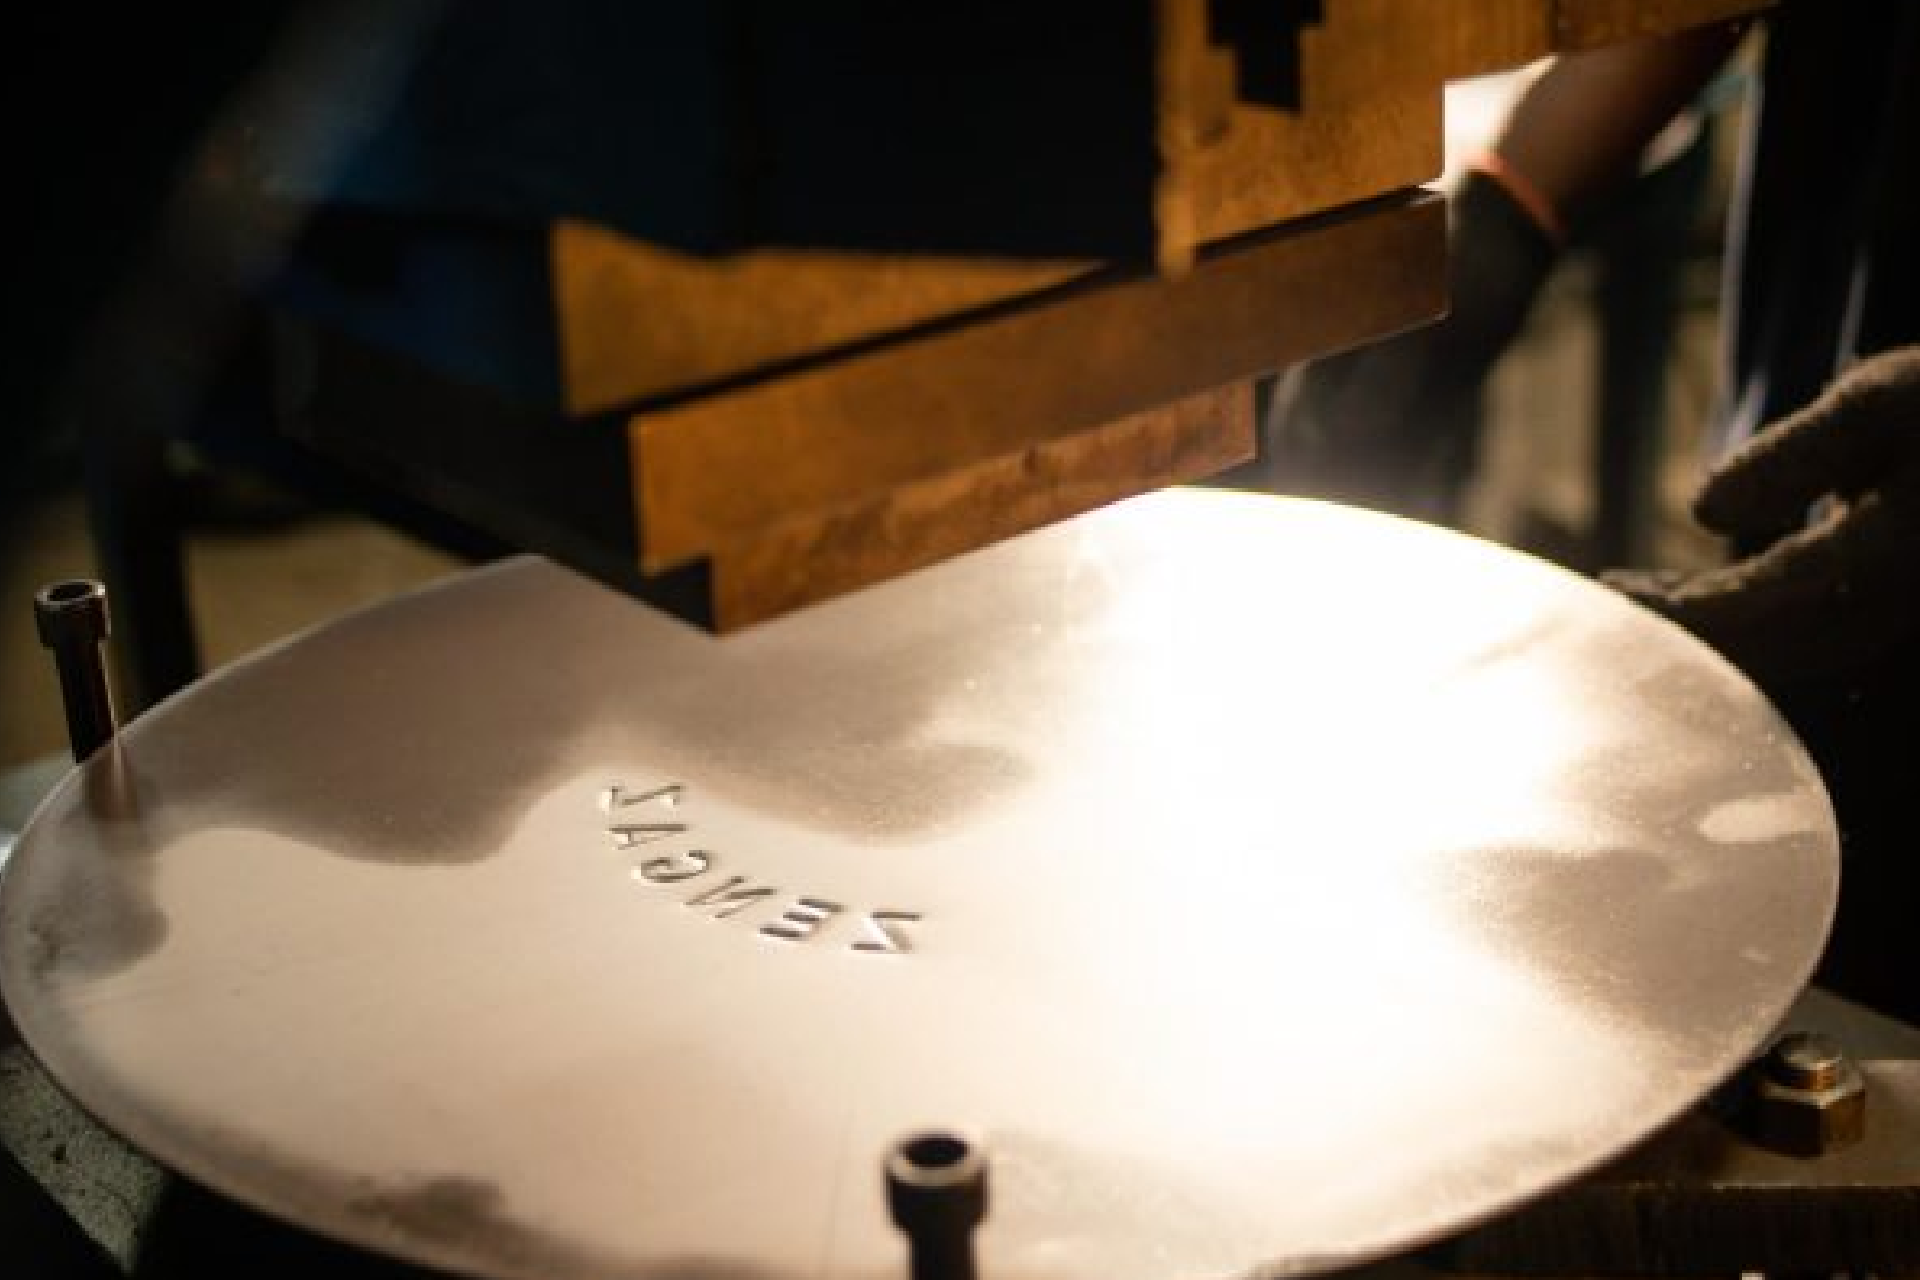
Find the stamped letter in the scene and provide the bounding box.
[760,898,844,943]
[603,783,688,849]
[686,876,778,919]
[634,849,714,884]
[853,910,921,955]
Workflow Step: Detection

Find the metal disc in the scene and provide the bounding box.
[0,491,1837,1280]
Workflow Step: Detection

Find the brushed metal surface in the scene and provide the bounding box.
[0,491,1837,1280]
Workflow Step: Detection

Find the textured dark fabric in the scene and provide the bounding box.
[1709,17,1920,1003]
[1620,6,1920,1018]
[1718,2,1920,459]
[1609,346,1920,684]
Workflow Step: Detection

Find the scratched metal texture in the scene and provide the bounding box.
[0,490,1838,1280]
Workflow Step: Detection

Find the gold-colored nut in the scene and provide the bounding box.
[1750,1034,1866,1156]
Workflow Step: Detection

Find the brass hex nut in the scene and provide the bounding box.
[1750,1034,1866,1156]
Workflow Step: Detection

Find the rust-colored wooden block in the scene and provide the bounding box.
[630,192,1444,573]
[1155,0,1447,254]
[1182,83,1440,245]
[553,227,1092,417]
[1164,0,1767,251]
[1551,0,1771,50]
[707,382,1253,630]
[267,0,1789,636]
[1291,0,1552,106]
[556,0,1463,416]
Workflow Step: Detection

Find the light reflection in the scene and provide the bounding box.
[6,490,1836,1280]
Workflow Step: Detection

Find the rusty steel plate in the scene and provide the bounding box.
[0,491,1837,1280]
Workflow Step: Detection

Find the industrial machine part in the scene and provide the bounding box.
[1748,1031,1869,1156]
[1440,1044,1920,1276]
[888,1131,991,1280]
[8,987,1920,1275]
[256,1,1767,629]
[73,1,1774,722]
[2,490,1837,1280]
[32,582,117,764]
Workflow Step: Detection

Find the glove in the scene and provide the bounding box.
[1608,345,1920,688]
[1257,168,1559,521]
[1612,347,1920,1026]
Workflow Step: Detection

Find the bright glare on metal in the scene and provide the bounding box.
[0,491,1837,1280]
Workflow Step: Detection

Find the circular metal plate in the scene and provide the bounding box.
[1,492,1837,1280]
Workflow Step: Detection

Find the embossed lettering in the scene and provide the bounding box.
[603,783,684,812]
[760,898,844,943]
[633,849,714,884]
[686,876,778,918]
[603,783,688,848]
[853,910,921,955]
[610,822,690,849]
[597,784,922,956]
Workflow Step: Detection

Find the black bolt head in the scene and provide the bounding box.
[34,580,109,650]
[886,1130,989,1238]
